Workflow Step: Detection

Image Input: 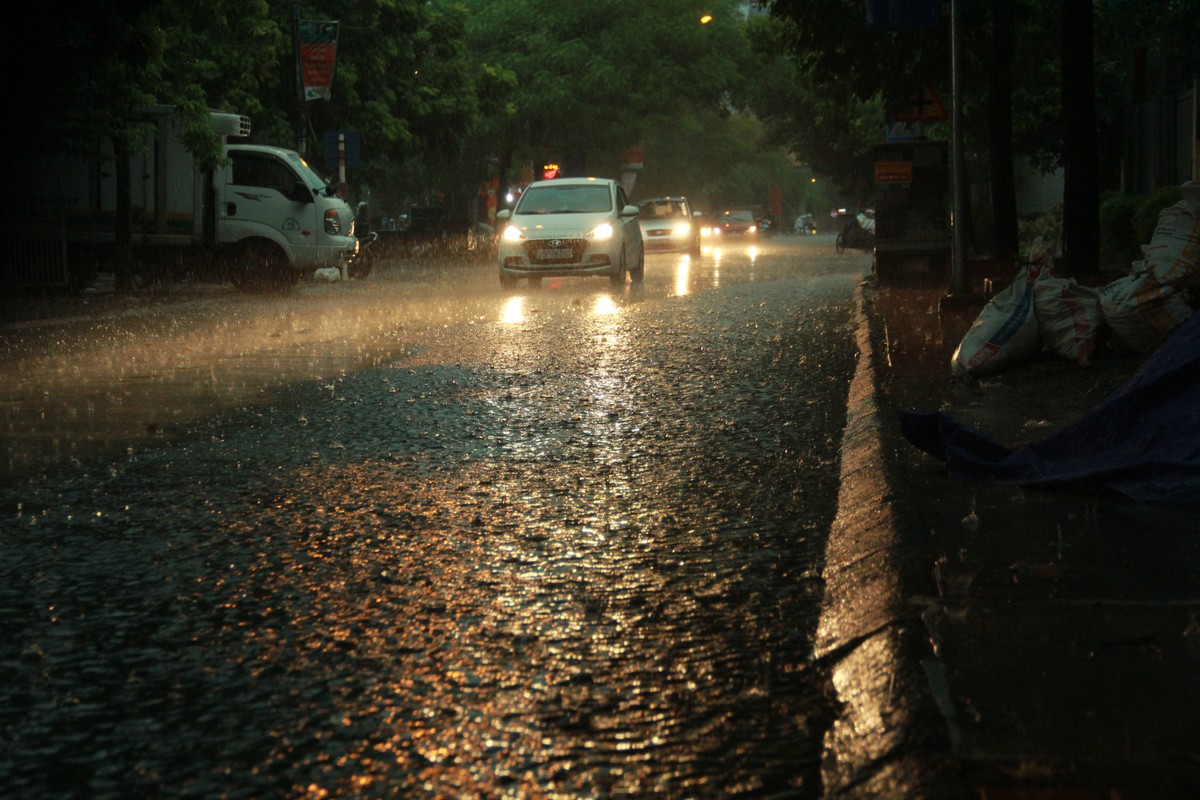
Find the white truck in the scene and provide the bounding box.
[6,105,361,292]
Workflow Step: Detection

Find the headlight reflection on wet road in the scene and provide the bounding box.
[500,296,526,324]
[674,260,691,297]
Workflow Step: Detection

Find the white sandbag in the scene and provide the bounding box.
[1142,194,1200,288]
[313,267,343,283]
[1183,180,1200,215]
[951,265,1044,375]
[1033,278,1104,366]
[1100,271,1194,352]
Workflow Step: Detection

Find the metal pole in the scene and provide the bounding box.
[338,133,347,198]
[950,0,968,295]
[293,2,307,155]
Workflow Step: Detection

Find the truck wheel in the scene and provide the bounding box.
[231,241,297,293]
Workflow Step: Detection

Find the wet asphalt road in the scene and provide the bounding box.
[1,237,868,798]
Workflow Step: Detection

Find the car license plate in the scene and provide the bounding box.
[540,247,572,259]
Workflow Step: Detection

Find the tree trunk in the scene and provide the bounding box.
[113,123,135,294]
[1060,0,1099,275]
[989,0,1019,264]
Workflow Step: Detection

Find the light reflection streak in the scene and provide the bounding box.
[673,261,691,297]
[593,295,618,316]
[500,296,525,324]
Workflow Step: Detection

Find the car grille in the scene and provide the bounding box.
[524,238,587,265]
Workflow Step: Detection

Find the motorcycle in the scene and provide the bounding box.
[347,202,377,279]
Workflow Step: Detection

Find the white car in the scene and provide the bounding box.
[497,177,644,288]
[638,196,702,255]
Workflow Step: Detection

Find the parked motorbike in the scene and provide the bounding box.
[348,201,377,279]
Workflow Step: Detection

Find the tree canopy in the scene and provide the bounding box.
[9,0,1195,277]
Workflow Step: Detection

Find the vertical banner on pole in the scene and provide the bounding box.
[299,20,340,101]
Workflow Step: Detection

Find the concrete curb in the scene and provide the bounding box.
[816,282,962,798]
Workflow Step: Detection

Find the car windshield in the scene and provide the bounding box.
[722,210,755,222]
[638,200,687,220]
[517,184,613,215]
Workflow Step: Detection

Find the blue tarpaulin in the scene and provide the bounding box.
[900,311,1200,505]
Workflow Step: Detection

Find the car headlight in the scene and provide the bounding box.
[672,222,692,238]
[589,222,614,241]
[502,225,525,242]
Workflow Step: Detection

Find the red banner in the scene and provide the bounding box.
[299,20,339,101]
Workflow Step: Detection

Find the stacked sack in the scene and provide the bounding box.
[952,239,1103,375]
[1099,180,1199,352]
[952,181,1199,375]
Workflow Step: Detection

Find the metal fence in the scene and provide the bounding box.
[1,221,69,288]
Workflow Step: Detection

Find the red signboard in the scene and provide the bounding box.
[875,161,914,184]
[299,20,339,101]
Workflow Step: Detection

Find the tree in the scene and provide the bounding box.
[1060,0,1099,274]
[11,0,485,288]
[742,13,887,206]
[458,0,750,185]
[30,1,182,293]
[12,0,282,292]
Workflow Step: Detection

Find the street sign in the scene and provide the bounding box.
[886,121,923,142]
[894,85,948,122]
[322,131,361,170]
[875,161,914,184]
[865,0,941,31]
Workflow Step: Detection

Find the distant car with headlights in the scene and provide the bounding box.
[711,208,759,237]
[496,177,644,288]
[637,196,702,255]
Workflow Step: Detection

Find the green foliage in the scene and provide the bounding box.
[1098,191,1141,269]
[459,0,749,181]
[745,11,894,203]
[1021,187,1190,272]
[1132,186,1185,245]
[1017,205,1062,261]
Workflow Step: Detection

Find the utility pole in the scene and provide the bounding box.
[949,0,967,295]
[292,2,307,155]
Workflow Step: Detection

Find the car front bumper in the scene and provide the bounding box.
[498,236,621,278]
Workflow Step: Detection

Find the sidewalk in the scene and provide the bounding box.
[822,281,1200,798]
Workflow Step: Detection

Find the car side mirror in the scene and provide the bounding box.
[496,209,511,221]
[620,204,639,217]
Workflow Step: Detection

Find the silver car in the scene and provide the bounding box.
[638,196,702,255]
[497,178,644,288]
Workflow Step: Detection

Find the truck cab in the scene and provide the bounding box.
[218,145,358,288]
[3,106,359,293]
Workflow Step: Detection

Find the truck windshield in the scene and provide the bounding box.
[286,152,331,192]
